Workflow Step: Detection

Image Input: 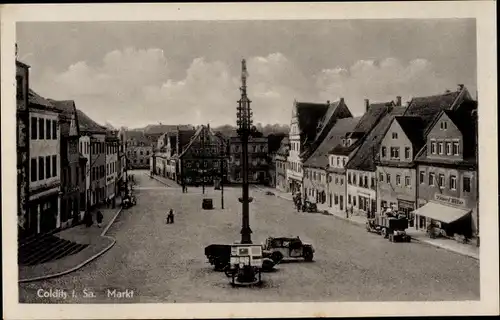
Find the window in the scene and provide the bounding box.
[39,118,45,139]
[336,157,340,166]
[353,174,357,185]
[38,156,44,180]
[381,146,386,158]
[431,141,436,154]
[31,117,38,139]
[340,178,344,185]
[405,176,410,187]
[419,171,425,184]
[140,151,143,155]
[335,177,338,185]
[396,174,401,185]
[371,177,375,189]
[31,158,37,182]
[348,194,351,204]
[446,142,452,155]
[348,173,352,184]
[379,173,384,182]
[46,119,51,139]
[440,121,448,130]
[392,132,398,139]
[353,196,356,207]
[52,155,57,177]
[438,174,445,189]
[453,142,460,156]
[450,175,457,190]
[334,194,339,205]
[328,175,332,183]
[438,142,444,155]
[463,176,471,192]
[405,147,411,159]
[386,173,390,183]
[45,156,51,178]
[342,158,346,167]
[429,173,435,186]
[390,147,400,159]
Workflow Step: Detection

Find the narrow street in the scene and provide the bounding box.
[19,170,480,303]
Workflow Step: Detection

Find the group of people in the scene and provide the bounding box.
[83,210,104,228]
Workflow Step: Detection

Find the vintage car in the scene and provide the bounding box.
[205,244,278,272]
[301,201,317,213]
[265,191,275,196]
[262,236,315,262]
[122,194,137,209]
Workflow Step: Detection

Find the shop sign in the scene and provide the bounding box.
[434,194,465,206]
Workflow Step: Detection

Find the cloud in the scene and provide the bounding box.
[32,48,463,127]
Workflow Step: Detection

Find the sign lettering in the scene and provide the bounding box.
[434,194,465,206]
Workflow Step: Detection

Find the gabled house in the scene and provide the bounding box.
[267,133,287,188]
[330,99,399,216]
[376,85,475,223]
[286,99,352,195]
[50,100,87,228]
[413,101,478,239]
[177,125,226,186]
[302,117,359,212]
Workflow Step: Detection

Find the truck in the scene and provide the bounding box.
[366,211,411,242]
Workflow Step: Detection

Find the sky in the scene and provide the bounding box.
[17,19,477,128]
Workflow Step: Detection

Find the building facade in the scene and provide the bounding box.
[125,131,153,169]
[78,134,91,219]
[17,60,31,237]
[105,132,119,206]
[178,125,227,186]
[90,134,106,207]
[27,90,62,234]
[274,137,289,192]
[50,100,86,229]
[413,104,478,238]
[228,134,268,184]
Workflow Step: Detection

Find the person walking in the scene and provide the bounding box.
[96,210,104,228]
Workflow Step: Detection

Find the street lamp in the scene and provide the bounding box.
[236,59,254,244]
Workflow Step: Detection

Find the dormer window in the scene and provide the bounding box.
[342,158,346,167]
[347,139,351,146]
[392,132,398,139]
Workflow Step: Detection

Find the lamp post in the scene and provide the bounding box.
[236,59,254,244]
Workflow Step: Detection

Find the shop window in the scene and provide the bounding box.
[463,176,471,192]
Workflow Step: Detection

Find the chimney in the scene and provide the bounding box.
[396,96,402,106]
[458,84,464,91]
[364,99,370,112]
[340,97,344,104]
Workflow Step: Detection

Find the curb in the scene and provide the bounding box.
[18,236,116,283]
[19,207,124,283]
[149,173,178,188]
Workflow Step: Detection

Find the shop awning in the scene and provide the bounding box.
[413,201,471,224]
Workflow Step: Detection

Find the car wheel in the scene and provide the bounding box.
[271,251,283,264]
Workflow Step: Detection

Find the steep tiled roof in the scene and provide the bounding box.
[76,109,106,133]
[295,102,330,145]
[28,89,55,109]
[124,130,150,144]
[267,133,287,154]
[179,125,224,158]
[394,116,426,152]
[143,124,193,135]
[303,117,360,169]
[49,100,77,137]
[403,89,463,132]
[346,106,406,171]
[329,102,392,157]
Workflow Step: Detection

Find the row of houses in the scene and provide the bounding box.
[16,59,127,237]
[149,124,286,186]
[276,85,478,239]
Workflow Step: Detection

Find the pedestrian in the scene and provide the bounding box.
[96,210,104,228]
[168,208,175,224]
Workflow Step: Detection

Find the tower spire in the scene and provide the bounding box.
[240,59,248,96]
